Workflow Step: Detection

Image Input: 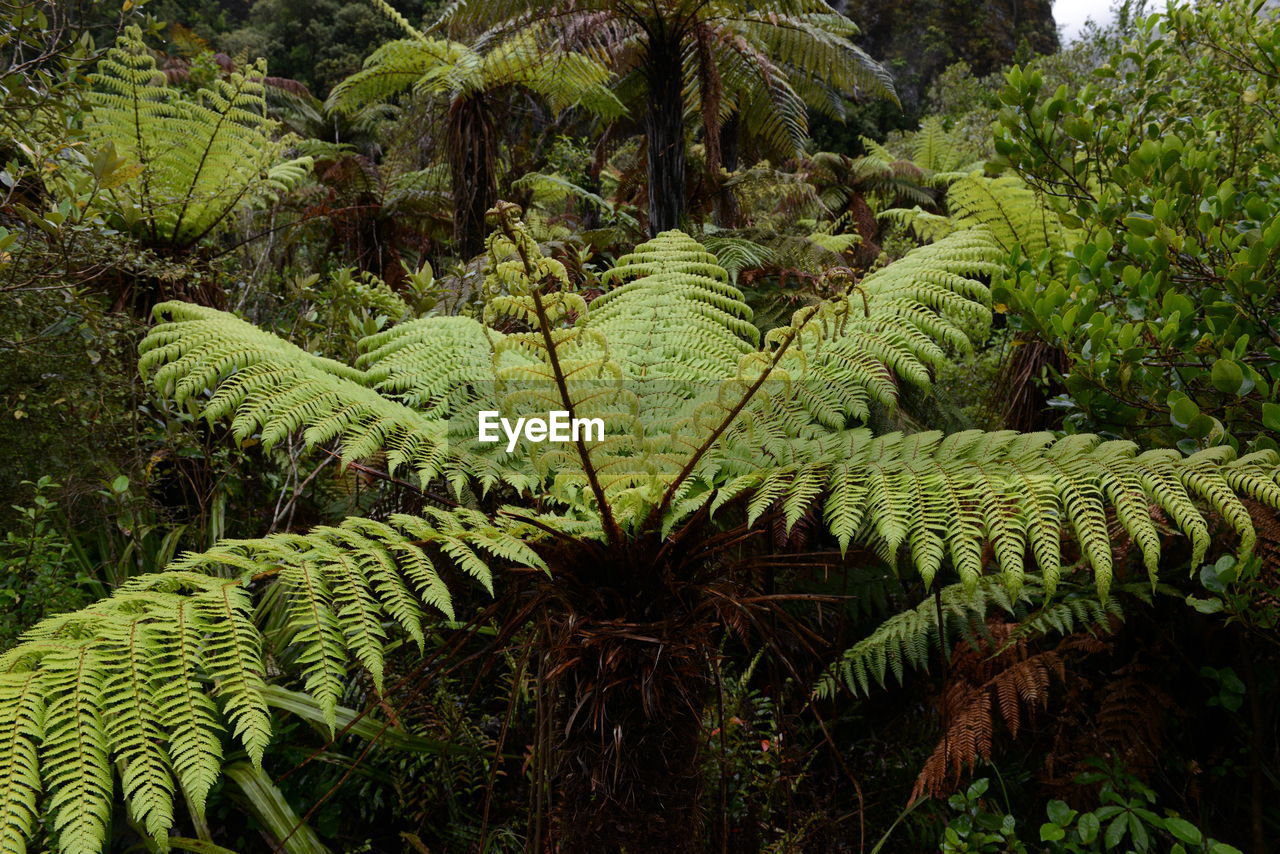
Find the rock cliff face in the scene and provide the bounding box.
[840,0,1058,114]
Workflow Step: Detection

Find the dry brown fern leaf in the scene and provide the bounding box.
[911,621,1108,802]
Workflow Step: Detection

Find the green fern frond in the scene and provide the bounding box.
[878,206,956,243]
[946,173,1074,273]
[700,236,777,284]
[40,645,112,854]
[814,577,1122,698]
[0,673,42,854]
[766,431,1280,597]
[909,116,979,179]
[139,302,468,485]
[0,505,534,852]
[327,30,622,119]
[84,27,310,249]
[3,213,1278,852]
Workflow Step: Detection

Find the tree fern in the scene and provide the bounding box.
[325,18,622,256]
[1,208,1278,851]
[440,0,895,232]
[82,26,310,250]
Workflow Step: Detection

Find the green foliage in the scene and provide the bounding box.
[0,0,104,205]
[815,576,1125,698]
[293,264,441,360]
[212,0,435,95]
[0,288,147,512]
[443,0,897,137]
[443,0,897,231]
[0,508,533,851]
[325,8,626,255]
[702,235,777,284]
[1186,551,1280,631]
[990,0,1280,450]
[701,654,792,836]
[134,217,1005,525]
[939,770,1243,854]
[78,26,311,251]
[0,479,88,648]
[3,210,1279,850]
[692,2,898,156]
[326,31,623,121]
[839,0,1058,120]
[7,2,1280,850]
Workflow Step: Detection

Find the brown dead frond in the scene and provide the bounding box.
[911,623,1106,802]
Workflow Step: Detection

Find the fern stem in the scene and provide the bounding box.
[493,203,623,547]
[646,314,810,532]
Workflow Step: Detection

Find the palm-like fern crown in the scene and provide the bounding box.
[83,26,311,249]
[439,0,896,159]
[325,16,624,120]
[690,2,895,157]
[3,197,1280,852]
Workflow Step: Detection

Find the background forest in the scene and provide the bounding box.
[1,0,1278,851]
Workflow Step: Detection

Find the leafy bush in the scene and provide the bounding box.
[940,770,1243,854]
[0,479,88,646]
[992,0,1280,450]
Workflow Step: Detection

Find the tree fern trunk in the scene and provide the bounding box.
[448,94,497,259]
[643,37,686,235]
[581,126,614,231]
[714,112,742,228]
[549,610,708,852]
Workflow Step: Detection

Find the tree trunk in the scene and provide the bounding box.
[548,610,709,852]
[581,126,615,231]
[447,94,497,259]
[714,112,742,228]
[643,37,687,235]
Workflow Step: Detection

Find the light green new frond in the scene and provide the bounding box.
[752,228,1002,431]
[590,230,759,381]
[152,596,223,820]
[1015,592,1126,639]
[194,584,271,766]
[274,542,349,732]
[823,464,865,552]
[371,0,428,38]
[946,173,1073,273]
[40,646,112,854]
[861,135,894,162]
[817,580,1003,697]
[101,612,174,843]
[356,316,499,416]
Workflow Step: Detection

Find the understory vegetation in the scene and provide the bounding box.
[0,0,1278,851]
